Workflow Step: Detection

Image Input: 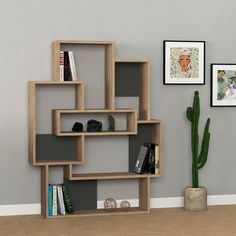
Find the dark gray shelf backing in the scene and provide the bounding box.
[60,44,105,109]
[36,85,75,134]
[115,63,141,97]
[64,178,97,211]
[36,134,77,161]
[129,124,153,172]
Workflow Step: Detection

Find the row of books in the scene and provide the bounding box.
[60,51,77,81]
[48,183,74,216]
[134,143,160,175]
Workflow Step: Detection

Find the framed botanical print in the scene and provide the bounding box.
[163,40,205,85]
[211,64,236,107]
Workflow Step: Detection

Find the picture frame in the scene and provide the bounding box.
[211,64,236,107]
[163,40,205,85]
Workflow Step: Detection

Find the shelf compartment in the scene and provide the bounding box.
[129,120,163,176]
[52,109,137,136]
[42,166,151,218]
[29,81,85,166]
[52,40,115,109]
[115,60,150,120]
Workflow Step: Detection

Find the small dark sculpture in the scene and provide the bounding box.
[108,114,115,132]
[72,122,83,132]
[87,119,102,132]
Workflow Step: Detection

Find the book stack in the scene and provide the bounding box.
[60,51,77,81]
[48,183,74,216]
[134,143,160,175]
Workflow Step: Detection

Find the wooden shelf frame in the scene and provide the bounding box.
[28,81,85,166]
[41,165,150,218]
[52,40,115,109]
[115,60,151,120]
[52,109,137,136]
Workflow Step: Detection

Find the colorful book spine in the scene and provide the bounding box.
[61,184,74,214]
[57,184,66,215]
[155,145,160,175]
[64,51,71,81]
[68,51,77,81]
[52,185,57,216]
[59,51,64,81]
[48,184,53,216]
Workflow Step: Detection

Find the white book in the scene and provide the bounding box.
[68,51,77,81]
[52,185,57,216]
[155,145,160,175]
[57,185,66,215]
[60,51,64,81]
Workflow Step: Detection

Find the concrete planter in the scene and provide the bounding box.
[184,186,207,211]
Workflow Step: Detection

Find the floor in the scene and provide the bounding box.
[1,205,236,236]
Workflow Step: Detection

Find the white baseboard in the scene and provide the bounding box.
[1,195,236,216]
[0,204,41,216]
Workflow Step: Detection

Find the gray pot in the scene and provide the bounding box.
[184,186,207,211]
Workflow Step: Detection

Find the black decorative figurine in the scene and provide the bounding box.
[87,119,102,132]
[72,122,83,132]
[108,114,115,131]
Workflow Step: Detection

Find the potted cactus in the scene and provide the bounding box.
[185,91,210,211]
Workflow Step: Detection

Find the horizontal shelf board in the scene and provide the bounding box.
[48,207,148,218]
[29,81,83,85]
[54,109,136,113]
[69,172,159,180]
[34,160,83,166]
[57,131,137,136]
[137,119,161,124]
[55,40,114,45]
[115,59,149,63]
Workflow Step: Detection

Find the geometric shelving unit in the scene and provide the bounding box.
[29,40,163,218]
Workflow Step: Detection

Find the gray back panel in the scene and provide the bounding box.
[115,63,141,97]
[129,124,152,172]
[36,134,76,161]
[64,179,97,211]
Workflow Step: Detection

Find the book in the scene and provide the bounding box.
[68,51,77,81]
[48,184,53,216]
[155,145,160,175]
[64,51,72,81]
[61,184,74,214]
[57,184,66,215]
[52,185,57,216]
[59,51,64,81]
[134,146,149,174]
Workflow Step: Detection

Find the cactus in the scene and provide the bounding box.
[186,91,210,188]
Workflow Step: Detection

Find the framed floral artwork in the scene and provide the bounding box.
[163,40,205,85]
[211,64,236,107]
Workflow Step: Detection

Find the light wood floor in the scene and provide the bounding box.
[1,205,236,236]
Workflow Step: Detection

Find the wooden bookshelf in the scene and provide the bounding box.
[29,40,163,218]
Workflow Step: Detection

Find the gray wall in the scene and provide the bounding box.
[0,0,236,205]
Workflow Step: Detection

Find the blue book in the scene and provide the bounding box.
[48,184,53,216]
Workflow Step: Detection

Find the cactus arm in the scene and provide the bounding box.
[198,133,210,169]
[186,107,193,122]
[198,118,210,165]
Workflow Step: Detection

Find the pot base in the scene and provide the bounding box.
[184,186,207,211]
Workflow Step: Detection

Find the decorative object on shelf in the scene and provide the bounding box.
[184,91,210,211]
[211,64,236,107]
[163,40,205,85]
[120,200,130,209]
[108,114,115,131]
[87,119,102,132]
[72,122,83,132]
[104,198,117,209]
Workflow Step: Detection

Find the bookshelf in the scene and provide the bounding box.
[29,40,163,218]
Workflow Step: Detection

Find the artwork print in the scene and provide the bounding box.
[211,64,236,106]
[164,41,205,85]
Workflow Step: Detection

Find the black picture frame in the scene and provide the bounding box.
[163,40,205,85]
[211,63,236,107]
